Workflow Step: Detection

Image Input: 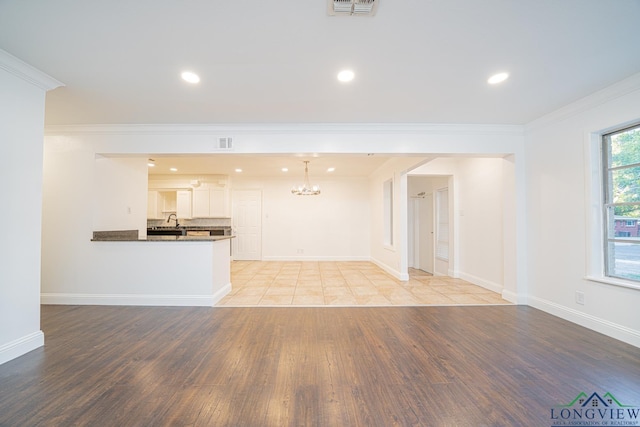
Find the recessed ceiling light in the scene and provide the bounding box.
[488,72,509,85]
[181,71,200,84]
[281,168,288,172]
[327,167,335,172]
[235,168,242,173]
[337,69,355,83]
[170,167,178,172]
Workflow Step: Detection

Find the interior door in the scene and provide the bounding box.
[232,190,262,260]
[418,193,434,274]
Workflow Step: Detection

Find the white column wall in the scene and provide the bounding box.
[525,73,640,347]
[0,51,62,365]
[369,157,429,280]
[456,158,505,292]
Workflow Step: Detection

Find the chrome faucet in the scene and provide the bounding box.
[167,213,179,227]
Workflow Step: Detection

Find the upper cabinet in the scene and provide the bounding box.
[148,175,229,219]
[192,186,229,218]
[147,190,161,219]
[176,190,192,219]
[147,190,192,219]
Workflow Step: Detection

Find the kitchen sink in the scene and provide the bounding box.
[147,226,230,237]
[147,228,186,236]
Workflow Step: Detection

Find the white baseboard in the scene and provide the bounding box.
[41,287,231,307]
[456,272,525,304]
[0,331,44,366]
[370,258,410,281]
[261,255,370,262]
[528,296,640,348]
[502,289,526,304]
[458,272,503,294]
[213,283,232,305]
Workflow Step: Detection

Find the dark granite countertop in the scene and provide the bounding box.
[147,226,231,230]
[143,235,234,242]
[91,230,234,242]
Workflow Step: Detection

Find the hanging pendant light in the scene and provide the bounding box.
[291,161,321,196]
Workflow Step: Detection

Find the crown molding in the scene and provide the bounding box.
[0,49,64,91]
[525,72,640,132]
[44,122,524,137]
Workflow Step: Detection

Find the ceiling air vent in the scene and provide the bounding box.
[328,0,378,16]
[216,137,233,150]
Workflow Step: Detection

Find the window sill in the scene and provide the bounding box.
[585,275,640,291]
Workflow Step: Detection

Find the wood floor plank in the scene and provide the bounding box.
[0,305,639,426]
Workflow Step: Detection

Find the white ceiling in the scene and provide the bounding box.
[144,154,402,177]
[1,0,639,127]
[3,1,640,177]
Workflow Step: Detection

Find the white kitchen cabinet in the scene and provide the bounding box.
[149,190,192,219]
[159,191,177,214]
[147,191,160,219]
[192,188,211,218]
[176,190,192,219]
[192,187,229,217]
[209,188,228,217]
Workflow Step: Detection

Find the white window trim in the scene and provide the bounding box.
[584,128,640,291]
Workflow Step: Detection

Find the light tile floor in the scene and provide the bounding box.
[217,261,511,307]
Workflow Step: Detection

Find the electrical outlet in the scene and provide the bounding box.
[297,249,304,254]
[575,291,585,305]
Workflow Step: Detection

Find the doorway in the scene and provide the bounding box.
[408,175,451,276]
[417,193,434,273]
[409,192,435,274]
[231,190,262,260]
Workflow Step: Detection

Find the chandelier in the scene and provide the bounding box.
[291,161,321,196]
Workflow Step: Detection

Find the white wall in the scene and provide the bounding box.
[42,144,148,294]
[93,156,148,233]
[456,158,505,291]
[525,73,640,347]
[369,157,429,279]
[40,126,524,306]
[232,176,371,260]
[0,51,61,365]
[41,240,230,306]
[410,157,508,295]
[41,137,228,304]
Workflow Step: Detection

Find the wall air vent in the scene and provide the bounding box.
[216,137,234,150]
[328,0,378,16]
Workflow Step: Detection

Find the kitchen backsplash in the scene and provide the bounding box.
[147,217,231,228]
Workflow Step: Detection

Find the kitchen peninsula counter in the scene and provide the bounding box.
[53,230,235,307]
[91,230,234,242]
[92,235,234,242]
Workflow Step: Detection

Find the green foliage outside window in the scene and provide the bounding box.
[603,125,640,282]
[608,128,640,217]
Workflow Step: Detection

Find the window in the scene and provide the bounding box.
[602,124,640,282]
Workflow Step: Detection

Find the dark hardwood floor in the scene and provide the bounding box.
[0,305,639,426]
